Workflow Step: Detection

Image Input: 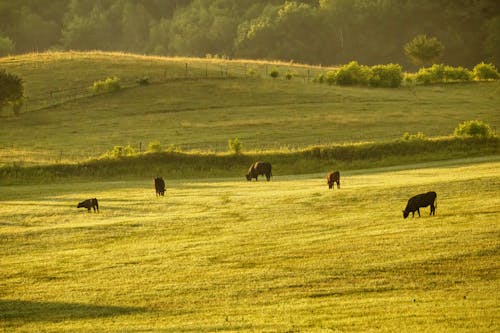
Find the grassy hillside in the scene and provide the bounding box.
[0,52,499,165]
[1,159,498,332]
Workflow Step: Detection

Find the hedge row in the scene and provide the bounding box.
[315,61,499,87]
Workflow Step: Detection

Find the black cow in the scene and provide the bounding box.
[326,171,340,189]
[154,176,166,196]
[77,198,99,213]
[403,191,437,218]
[246,161,272,181]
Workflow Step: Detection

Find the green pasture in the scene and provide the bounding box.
[1,52,499,165]
[1,159,499,332]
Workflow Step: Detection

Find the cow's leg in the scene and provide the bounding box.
[337,181,340,189]
[87,207,91,213]
[417,208,421,217]
[430,204,435,216]
[266,174,270,181]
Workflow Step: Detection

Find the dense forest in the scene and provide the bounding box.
[0,0,498,68]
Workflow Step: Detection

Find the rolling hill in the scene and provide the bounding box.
[1,51,499,166]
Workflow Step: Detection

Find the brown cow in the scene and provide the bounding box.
[246,161,272,181]
[326,171,340,189]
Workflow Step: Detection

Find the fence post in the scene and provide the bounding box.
[185,63,188,78]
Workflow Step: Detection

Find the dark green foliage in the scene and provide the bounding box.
[270,70,279,79]
[1,1,498,67]
[454,120,495,138]
[0,69,24,110]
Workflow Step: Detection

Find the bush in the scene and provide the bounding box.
[105,145,137,158]
[369,64,403,88]
[0,69,24,109]
[148,141,162,153]
[269,70,279,79]
[454,120,495,138]
[228,138,242,154]
[443,65,472,81]
[402,132,425,141]
[90,76,121,94]
[325,71,337,85]
[313,73,326,84]
[335,61,371,86]
[473,62,499,80]
[285,71,293,80]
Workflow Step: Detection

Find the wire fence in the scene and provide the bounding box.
[16,60,330,113]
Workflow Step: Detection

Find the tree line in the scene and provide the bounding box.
[0,0,499,68]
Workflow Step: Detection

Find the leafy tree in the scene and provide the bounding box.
[404,34,444,67]
[0,69,24,113]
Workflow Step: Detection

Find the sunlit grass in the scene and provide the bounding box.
[1,159,498,332]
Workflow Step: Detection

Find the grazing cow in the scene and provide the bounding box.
[77,198,99,213]
[246,161,272,181]
[403,191,437,218]
[154,176,166,196]
[326,171,340,189]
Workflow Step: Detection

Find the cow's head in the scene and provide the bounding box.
[245,173,251,181]
[402,210,409,219]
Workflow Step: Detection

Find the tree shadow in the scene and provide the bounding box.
[0,299,147,322]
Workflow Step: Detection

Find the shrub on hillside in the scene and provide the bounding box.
[90,76,121,94]
[325,70,337,85]
[454,120,495,138]
[285,71,293,80]
[270,70,279,79]
[228,138,242,154]
[104,145,137,158]
[402,132,425,141]
[443,65,472,81]
[148,141,162,153]
[473,62,499,80]
[369,64,403,88]
[335,61,371,86]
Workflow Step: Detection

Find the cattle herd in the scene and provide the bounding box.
[77,161,437,218]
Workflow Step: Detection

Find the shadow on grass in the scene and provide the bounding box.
[0,299,147,322]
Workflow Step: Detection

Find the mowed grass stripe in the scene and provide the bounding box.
[1,159,498,332]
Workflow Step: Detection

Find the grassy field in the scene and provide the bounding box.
[1,158,499,332]
[0,52,499,164]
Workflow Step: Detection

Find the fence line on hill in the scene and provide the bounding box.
[15,60,328,113]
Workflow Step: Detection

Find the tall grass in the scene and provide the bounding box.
[1,136,497,184]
